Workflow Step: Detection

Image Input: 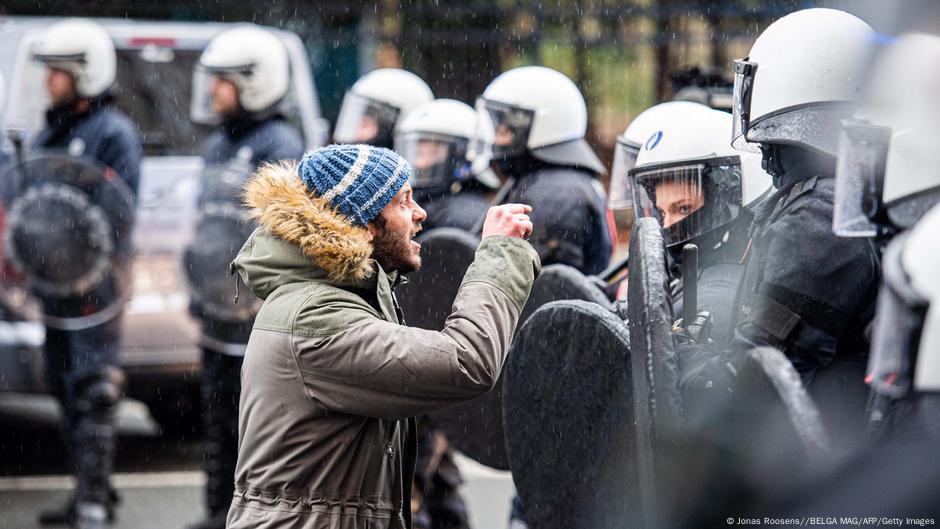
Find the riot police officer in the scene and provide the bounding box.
[185,25,304,529]
[333,68,434,148]
[625,105,772,349]
[728,8,881,381]
[394,98,498,231]
[30,18,142,529]
[478,66,612,275]
[831,33,940,443]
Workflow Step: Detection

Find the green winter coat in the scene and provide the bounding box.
[225,162,540,529]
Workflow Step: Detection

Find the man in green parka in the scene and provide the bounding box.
[227,144,540,529]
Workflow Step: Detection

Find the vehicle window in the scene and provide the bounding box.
[114,47,213,156]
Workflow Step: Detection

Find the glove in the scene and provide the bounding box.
[673,310,713,346]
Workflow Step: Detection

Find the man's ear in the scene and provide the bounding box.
[365,221,377,242]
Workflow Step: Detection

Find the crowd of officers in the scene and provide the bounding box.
[2,5,940,529]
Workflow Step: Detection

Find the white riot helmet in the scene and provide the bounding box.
[32,19,116,99]
[334,68,433,147]
[834,33,940,238]
[394,99,498,191]
[478,66,605,175]
[630,109,772,248]
[867,203,940,399]
[731,8,876,156]
[610,101,713,215]
[192,25,290,122]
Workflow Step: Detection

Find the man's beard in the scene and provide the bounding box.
[371,216,421,274]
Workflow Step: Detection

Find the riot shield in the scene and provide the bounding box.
[397,227,479,330]
[503,300,639,529]
[183,162,260,323]
[626,217,684,528]
[0,154,134,304]
[518,263,613,329]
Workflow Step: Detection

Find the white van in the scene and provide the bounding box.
[0,16,328,429]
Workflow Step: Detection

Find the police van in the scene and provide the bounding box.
[0,16,328,429]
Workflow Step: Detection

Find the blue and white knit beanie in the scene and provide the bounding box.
[298,144,411,226]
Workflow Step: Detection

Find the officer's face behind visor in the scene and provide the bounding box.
[476,98,534,159]
[395,133,472,190]
[334,92,399,145]
[630,157,744,247]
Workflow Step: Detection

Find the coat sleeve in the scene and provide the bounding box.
[731,194,879,377]
[292,236,540,420]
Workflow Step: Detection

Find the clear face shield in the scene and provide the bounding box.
[475,98,534,160]
[394,132,472,190]
[609,137,640,230]
[333,92,399,146]
[833,119,891,237]
[630,156,744,248]
[731,59,760,153]
[190,63,252,125]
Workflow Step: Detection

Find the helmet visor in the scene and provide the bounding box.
[394,132,471,189]
[190,64,221,125]
[630,157,744,247]
[833,119,891,237]
[610,137,640,213]
[731,59,760,153]
[334,92,399,145]
[476,98,534,159]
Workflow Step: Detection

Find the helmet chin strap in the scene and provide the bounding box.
[760,143,787,187]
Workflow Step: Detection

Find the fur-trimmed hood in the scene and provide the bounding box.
[233,161,377,299]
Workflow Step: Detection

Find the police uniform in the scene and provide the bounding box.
[505,164,611,275]
[34,97,141,524]
[413,181,490,233]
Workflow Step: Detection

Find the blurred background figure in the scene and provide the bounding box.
[478,66,612,275]
[830,32,940,443]
[29,18,142,529]
[184,24,304,529]
[394,98,498,231]
[333,68,433,148]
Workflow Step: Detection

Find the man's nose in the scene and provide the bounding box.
[413,203,428,224]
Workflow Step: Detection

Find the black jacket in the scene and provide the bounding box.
[731,174,880,380]
[33,100,142,319]
[505,166,611,275]
[414,182,491,233]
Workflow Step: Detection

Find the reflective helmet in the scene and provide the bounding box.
[630,109,772,248]
[193,25,290,122]
[478,66,605,175]
[334,68,434,147]
[731,8,876,156]
[834,33,940,238]
[394,98,498,191]
[867,203,940,398]
[610,101,712,216]
[32,19,116,98]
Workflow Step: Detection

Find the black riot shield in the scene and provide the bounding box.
[0,154,134,303]
[626,217,684,528]
[504,300,639,529]
[183,161,260,323]
[518,263,613,329]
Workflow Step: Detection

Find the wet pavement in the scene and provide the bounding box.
[0,393,513,529]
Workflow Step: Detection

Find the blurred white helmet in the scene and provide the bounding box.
[868,203,940,399]
[195,25,290,117]
[394,98,498,190]
[731,8,876,156]
[609,101,712,214]
[834,33,940,238]
[334,68,434,146]
[630,108,772,248]
[478,65,605,175]
[32,19,116,99]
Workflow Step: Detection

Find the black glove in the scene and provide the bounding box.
[673,310,713,346]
